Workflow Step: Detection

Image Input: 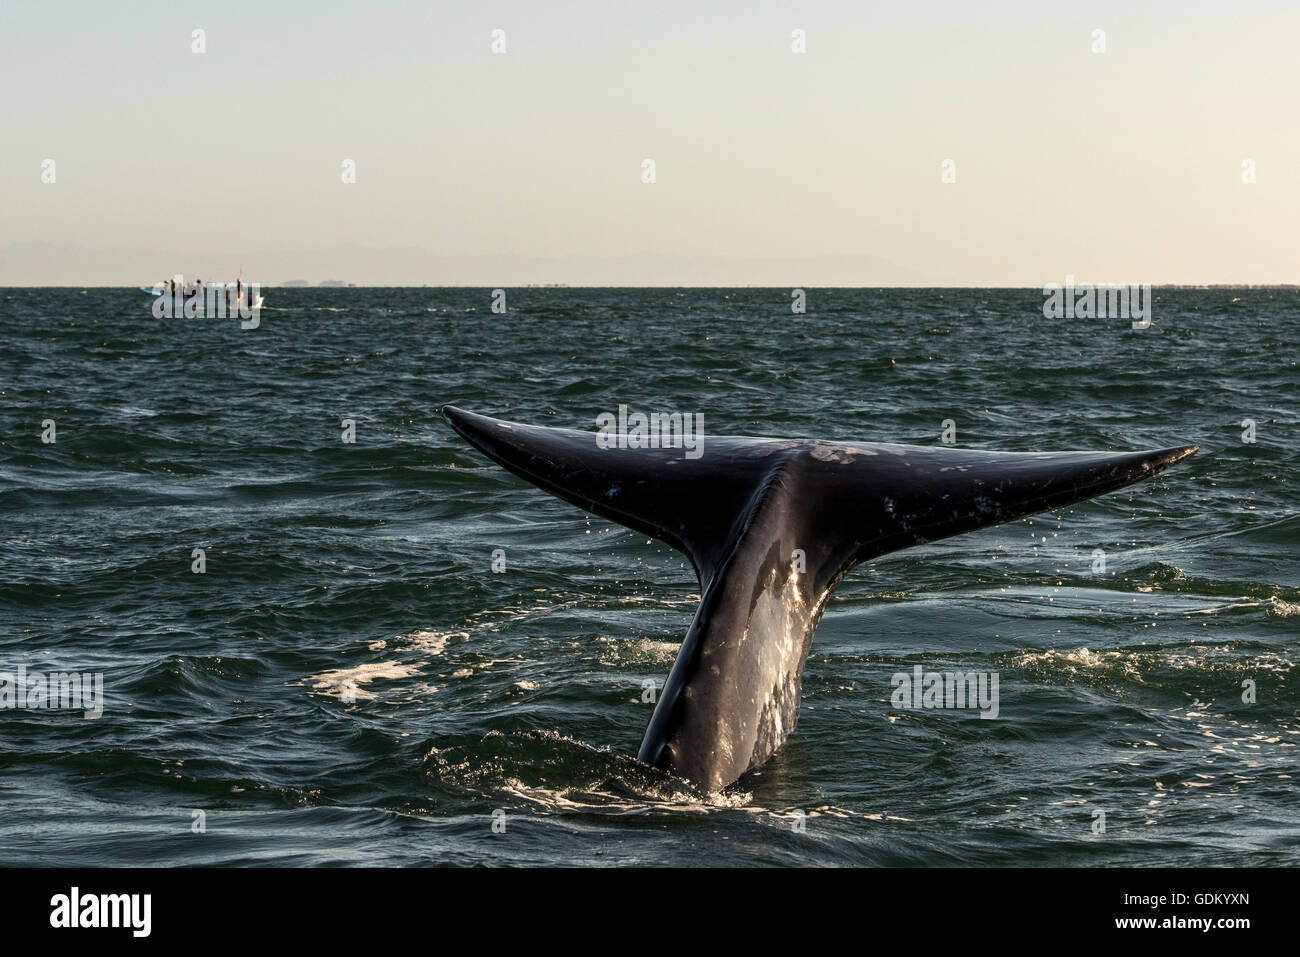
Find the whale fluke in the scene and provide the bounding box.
[442,405,1196,791]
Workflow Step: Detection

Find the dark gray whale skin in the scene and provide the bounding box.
[442,406,1197,792]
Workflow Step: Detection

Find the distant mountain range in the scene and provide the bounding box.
[1,242,1294,287]
[0,242,923,286]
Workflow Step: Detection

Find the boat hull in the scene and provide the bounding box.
[142,291,265,315]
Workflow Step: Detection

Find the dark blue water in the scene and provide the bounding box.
[1,287,1296,865]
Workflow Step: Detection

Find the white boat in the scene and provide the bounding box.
[141,284,265,315]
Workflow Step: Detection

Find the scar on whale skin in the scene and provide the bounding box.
[442,406,1197,793]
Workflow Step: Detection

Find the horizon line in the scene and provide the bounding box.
[6,282,1300,290]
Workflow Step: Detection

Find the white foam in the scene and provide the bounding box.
[307,662,419,700]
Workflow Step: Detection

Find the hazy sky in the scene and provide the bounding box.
[2,0,1297,284]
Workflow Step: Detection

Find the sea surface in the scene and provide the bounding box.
[1,287,1296,866]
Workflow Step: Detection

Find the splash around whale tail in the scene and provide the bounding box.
[442,405,1197,791]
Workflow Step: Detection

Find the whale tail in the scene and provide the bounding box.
[442,406,1195,588]
[442,405,1196,790]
